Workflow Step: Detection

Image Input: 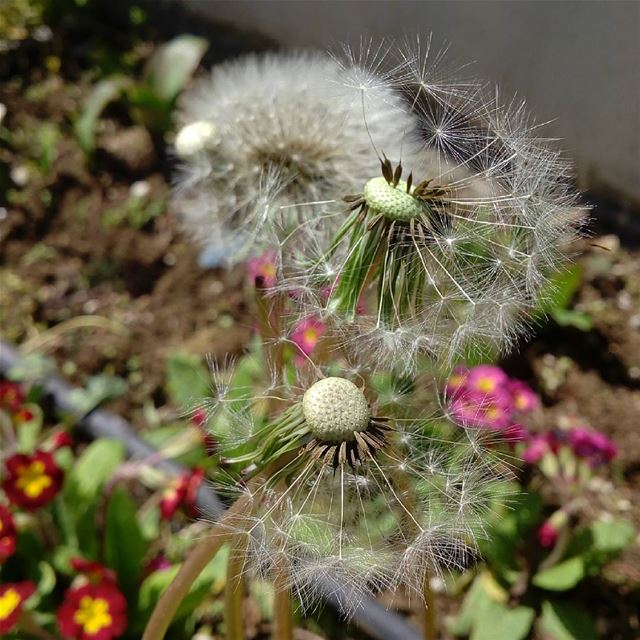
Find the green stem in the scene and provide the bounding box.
[142,489,255,640]
[19,611,59,640]
[422,573,438,640]
[224,534,247,640]
[272,577,294,640]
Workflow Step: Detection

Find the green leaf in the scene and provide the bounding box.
[449,575,494,636]
[136,544,229,630]
[535,264,584,317]
[68,439,125,500]
[540,600,597,640]
[471,602,535,640]
[590,519,635,554]
[144,35,208,103]
[67,374,127,415]
[75,76,132,153]
[551,308,594,331]
[36,561,57,596]
[165,352,211,410]
[533,556,585,591]
[105,486,146,598]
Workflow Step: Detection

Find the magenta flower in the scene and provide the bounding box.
[522,434,551,464]
[509,380,540,413]
[290,316,325,364]
[568,427,617,466]
[445,366,469,400]
[537,519,560,548]
[247,250,278,288]
[450,390,513,430]
[466,365,509,395]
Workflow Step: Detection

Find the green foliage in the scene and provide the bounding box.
[540,600,597,640]
[534,265,593,331]
[165,351,211,408]
[76,35,208,152]
[67,373,127,415]
[105,486,146,598]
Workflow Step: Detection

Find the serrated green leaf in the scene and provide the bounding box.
[144,35,208,103]
[105,486,145,598]
[165,352,211,410]
[533,556,585,591]
[540,600,597,640]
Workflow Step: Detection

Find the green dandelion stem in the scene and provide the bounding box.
[224,534,248,640]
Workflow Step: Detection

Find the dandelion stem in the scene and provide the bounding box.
[224,534,248,640]
[422,573,438,640]
[141,489,255,640]
[272,573,294,640]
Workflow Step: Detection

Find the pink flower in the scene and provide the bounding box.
[445,366,469,400]
[509,380,540,413]
[450,390,513,430]
[568,427,617,466]
[290,316,325,363]
[522,434,551,464]
[537,519,560,548]
[247,250,277,288]
[466,365,509,395]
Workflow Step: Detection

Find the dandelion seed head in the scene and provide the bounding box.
[302,377,370,442]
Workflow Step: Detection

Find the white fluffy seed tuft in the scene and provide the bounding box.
[174,120,217,157]
[302,377,370,442]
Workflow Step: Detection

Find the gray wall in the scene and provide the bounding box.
[186,0,640,204]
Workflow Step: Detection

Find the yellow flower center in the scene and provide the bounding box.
[0,589,21,621]
[485,405,500,419]
[73,596,112,635]
[476,377,496,393]
[303,328,318,344]
[16,461,52,498]
[514,394,527,410]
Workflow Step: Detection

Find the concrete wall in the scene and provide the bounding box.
[183,0,640,205]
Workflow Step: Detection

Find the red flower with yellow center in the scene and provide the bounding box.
[57,582,127,640]
[0,505,17,563]
[0,581,36,634]
[3,450,64,510]
[159,468,204,520]
[0,381,25,413]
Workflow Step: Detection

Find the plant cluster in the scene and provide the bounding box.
[445,369,633,640]
[148,37,595,640]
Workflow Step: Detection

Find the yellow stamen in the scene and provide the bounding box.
[0,589,21,621]
[73,596,113,634]
[476,377,496,393]
[16,461,52,498]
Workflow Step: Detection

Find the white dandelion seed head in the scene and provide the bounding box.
[277,37,585,374]
[172,50,419,262]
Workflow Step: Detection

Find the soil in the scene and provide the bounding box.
[0,5,638,640]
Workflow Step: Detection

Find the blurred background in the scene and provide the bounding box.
[0,2,639,639]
